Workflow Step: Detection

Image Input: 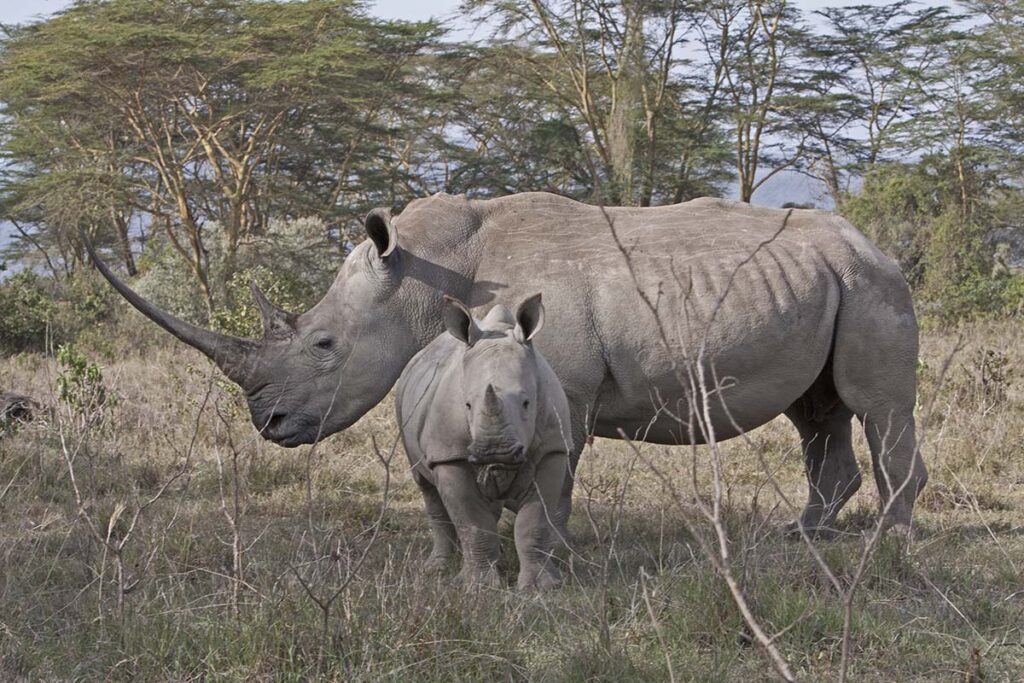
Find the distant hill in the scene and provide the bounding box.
[742,169,835,210]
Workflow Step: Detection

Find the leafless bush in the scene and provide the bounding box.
[50,351,210,630]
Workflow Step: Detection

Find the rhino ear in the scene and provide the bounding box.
[514,293,544,343]
[443,296,481,347]
[364,207,398,259]
[251,282,296,339]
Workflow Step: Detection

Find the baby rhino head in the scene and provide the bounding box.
[443,294,546,468]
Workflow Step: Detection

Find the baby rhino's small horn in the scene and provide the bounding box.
[480,384,504,419]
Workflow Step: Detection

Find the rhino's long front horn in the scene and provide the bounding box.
[86,242,258,386]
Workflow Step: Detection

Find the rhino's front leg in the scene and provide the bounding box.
[514,452,568,591]
[412,469,458,573]
[434,461,502,588]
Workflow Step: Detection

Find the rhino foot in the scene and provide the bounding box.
[424,552,455,575]
[782,520,837,541]
[517,565,562,592]
[454,566,502,589]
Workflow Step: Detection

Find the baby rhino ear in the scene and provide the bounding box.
[443,296,481,347]
[514,293,544,343]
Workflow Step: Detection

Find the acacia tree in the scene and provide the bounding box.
[0,0,439,310]
[692,0,818,203]
[961,0,1024,178]
[796,1,957,208]
[460,0,731,206]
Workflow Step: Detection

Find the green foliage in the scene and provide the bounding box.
[1000,273,1024,317]
[842,154,1017,325]
[132,217,337,333]
[56,343,111,420]
[0,0,441,305]
[0,270,119,356]
[132,242,210,327]
[211,266,315,338]
[0,271,56,354]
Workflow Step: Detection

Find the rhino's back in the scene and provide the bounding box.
[461,194,878,442]
[398,192,907,444]
[472,193,845,259]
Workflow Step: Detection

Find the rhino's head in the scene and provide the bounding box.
[92,209,428,447]
[443,294,545,467]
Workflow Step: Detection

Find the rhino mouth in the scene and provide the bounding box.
[467,444,526,466]
[267,430,315,448]
[257,412,318,448]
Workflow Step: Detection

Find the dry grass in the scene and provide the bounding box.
[0,320,1021,681]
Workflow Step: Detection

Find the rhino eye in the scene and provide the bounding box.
[523,399,530,409]
[465,402,472,411]
[315,338,334,351]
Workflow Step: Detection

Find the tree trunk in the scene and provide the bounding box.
[112,210,137,276]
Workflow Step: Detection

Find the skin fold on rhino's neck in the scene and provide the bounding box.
[314,201,491,435]
[319,240,484,433]
[392,233,490,348]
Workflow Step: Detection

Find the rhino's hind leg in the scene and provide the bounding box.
[860,409,925,532]
[550,415,588,548]
[831,274,927,533]
[784,397,860,538]
[413,469,458,573]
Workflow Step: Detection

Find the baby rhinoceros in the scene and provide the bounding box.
[395,294,572,590]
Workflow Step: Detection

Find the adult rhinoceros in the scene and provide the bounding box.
[92,192,927,536]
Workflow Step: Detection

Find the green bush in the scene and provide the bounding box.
[1000,273,1024,317]
[132,218,337,334]
[0,271,56,354]
[132,241,210,327]
[842,157,1015,326]
[0,270,119,356]
[56,343,111,417]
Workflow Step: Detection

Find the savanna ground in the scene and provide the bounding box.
[0,320,1021,682]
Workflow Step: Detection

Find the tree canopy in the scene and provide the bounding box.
[1,0,1022,323]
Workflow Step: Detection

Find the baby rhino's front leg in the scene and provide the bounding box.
[434,462,502,587]
[514,452,568,591]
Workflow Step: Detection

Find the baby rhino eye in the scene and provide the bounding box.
[522,399,530,409]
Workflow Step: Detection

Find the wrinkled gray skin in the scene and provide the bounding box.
[92,192,927,537]
[396,295,571,589]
